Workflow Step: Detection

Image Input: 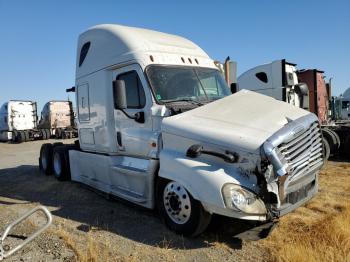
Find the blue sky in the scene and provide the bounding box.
[0,0,349,111]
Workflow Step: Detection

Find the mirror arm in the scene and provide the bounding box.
[118,109,145,123]
[119,108,136,119]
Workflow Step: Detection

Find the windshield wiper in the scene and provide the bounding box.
[162,99,204,106]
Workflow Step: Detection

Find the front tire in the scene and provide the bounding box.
[156,178,211,236]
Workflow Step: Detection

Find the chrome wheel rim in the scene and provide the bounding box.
[53,153,61,175]
[163,181,191,224]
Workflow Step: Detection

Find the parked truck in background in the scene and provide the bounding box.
[235,59,350,158]
[38,100,78,139]
[330,87,350,121]
[0,100,44,142]
[0,100,78,143]
[39,24,324,237]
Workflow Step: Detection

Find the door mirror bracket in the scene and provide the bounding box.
[113,80,145,123]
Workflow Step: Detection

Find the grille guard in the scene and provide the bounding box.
[263,114,322,176]
[262,113,324,202]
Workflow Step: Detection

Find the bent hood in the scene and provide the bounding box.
[161,90,311,154]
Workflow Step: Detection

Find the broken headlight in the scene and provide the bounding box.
[222,184,267,215]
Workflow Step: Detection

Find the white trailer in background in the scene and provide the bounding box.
[0,100,42,142]
[39,24,324,237]
[38,101,78,139]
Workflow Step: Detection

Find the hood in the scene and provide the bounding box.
[161,90,310,153]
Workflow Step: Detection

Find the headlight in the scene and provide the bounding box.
[222,184,267,215]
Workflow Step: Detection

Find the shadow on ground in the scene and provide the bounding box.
[0,165,266,250]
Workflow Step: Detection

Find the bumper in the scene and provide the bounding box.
[273,172,318,217]
[202,202,267,221]
[234,220,278,240]
[203,171,319,221]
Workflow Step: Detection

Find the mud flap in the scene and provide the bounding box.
[233,220,278,241]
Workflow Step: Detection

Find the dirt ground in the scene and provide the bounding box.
[0,140,349,261]
[0,140,268,262]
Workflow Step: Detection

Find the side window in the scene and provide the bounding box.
[256,72,268,83]
[79,42,91,67]
[116,71,146,109]
[77,84,90,121]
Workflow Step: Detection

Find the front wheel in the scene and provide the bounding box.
[156,178,211,237]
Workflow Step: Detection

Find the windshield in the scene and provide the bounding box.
[146,66,231,103]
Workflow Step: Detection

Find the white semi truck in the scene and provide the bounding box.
[38,100,78,139]
[39,24,324,237]
[236,59,350,158]
[0,100,77,142]
[0,100,41,142]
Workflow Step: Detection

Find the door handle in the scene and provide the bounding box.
[117,131,122,147]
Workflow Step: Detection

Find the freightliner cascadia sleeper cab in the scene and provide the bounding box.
[39,25,324,237]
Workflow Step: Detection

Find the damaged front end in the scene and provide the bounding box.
[257,113,324,219]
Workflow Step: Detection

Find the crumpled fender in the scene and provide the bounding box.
[158,148,259,209]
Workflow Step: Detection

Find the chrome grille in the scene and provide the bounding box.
[277,121,323,178]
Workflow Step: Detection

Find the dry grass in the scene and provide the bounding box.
[54,224,139,262]
[40,161,350,262]
[261,161,350,262]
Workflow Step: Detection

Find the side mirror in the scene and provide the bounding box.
[113,80,127,109]
[230,83,238,94]
[66,86,75,93]
[295,83,309,96]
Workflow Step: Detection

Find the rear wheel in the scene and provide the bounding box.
[322,128,337,155]
[45,129,51,139]
[17,131,25,143]
[343,135,350,156]
[55,129,62,139]
[23,130,30,142]
[52,146,71,181]
[156,178,211,236]
[328,129,341,150]
[39,143,54,175]
[12,131,19,142]
[41,129,47,140]
[323,137,330,161]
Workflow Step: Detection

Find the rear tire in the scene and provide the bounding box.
[322,128,337,155]
[328,129,341,150]
[323,137,330,161]
[39,143,54,175]
[23,130,29,142]
[12,131,19,142]
[17,131,25,143]
[52,145,71,181]
[156,178,211,236]
[45,129,51,139]
[55,129,62,139]
[41,129,47,140]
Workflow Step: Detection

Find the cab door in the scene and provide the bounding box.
[112,64,154,157]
